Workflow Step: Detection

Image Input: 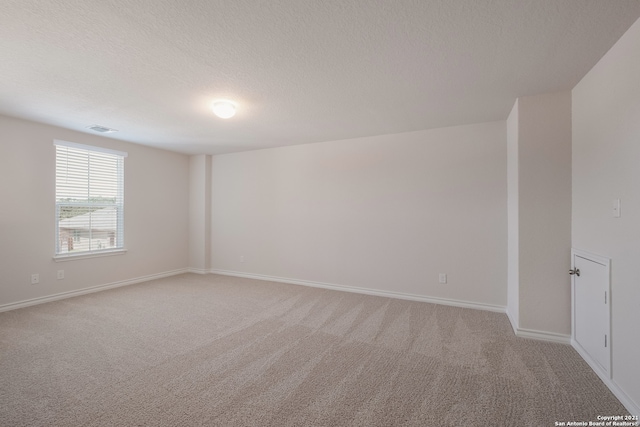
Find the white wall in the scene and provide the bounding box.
[572,17,640,413]
[210,122,507,307]
[517,91,572,335]
[189,154,211,272]
[0,115,190,307]
[506,100,519,328]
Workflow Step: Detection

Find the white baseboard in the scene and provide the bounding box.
[209,269,506,313]
[506,308,519,335]
[505,307,571,344]
[0,268,188,313]
[188,268,209,275]
[513,327,571,344]
[571,339,640,416]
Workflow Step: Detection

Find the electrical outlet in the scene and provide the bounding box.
[57,270,64,280]
[438,273,447,284]
[31,273,40,285]
[240,255,245,263]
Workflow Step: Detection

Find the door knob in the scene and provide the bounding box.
[569,268,580,276]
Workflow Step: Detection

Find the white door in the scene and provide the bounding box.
[572,249,610,377]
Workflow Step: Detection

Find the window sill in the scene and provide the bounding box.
[53,249,127,262]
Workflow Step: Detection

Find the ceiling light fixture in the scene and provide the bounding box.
[212,100,237,119]
[87,125,118,133]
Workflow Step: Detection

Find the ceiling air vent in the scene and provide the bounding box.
[87,125,118,133]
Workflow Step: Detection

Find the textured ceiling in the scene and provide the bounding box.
[1,1,639,155]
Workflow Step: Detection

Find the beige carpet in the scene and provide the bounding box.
[0,273,628,426]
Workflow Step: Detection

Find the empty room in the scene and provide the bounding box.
[1,1,639,426]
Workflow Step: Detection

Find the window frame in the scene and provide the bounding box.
[53,140,128,261]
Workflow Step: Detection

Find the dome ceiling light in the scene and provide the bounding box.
[212,100,237,119]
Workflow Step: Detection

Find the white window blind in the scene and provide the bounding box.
[54,140,127,257]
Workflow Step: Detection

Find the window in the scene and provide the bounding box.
[54,140,127,258]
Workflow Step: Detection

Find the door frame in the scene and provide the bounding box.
[571,248,611,379]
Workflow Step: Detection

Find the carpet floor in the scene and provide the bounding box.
[0,273,629,426]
